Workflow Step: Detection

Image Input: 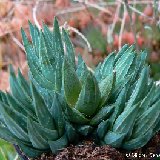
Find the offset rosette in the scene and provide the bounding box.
[0,66,78,158]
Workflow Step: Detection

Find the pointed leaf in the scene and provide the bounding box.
[0,103,29,141]
[6,93,27,116]
[75,72,100,117]
[30,83,55,130]
[53,17,64,58]
[97,120,110,139]
[62,28,76,69]
[50,93,65,136]
[49,134,68,154]
[90,105,114,126]
[122,130,152,150]
[113,103,139,135]
[21,28,55,91]
[104,131,125,148]
[18,142,45,158]
[100,53,115,79]
[29,119,58,141]
[65,106,89,124]
[17,68,31,99]
[27,118,49,149]
[28,21,40,56]
[65,122,78,143]
[0,126,17,144]
[133,99,160,138]
[127,66,149,107]
[63,57,81,106]
[9,65,33,111]
[99,72,114,106]
[114,44,129,63]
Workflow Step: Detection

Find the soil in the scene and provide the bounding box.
[33,132,160,160]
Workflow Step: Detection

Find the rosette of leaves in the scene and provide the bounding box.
[0,17,159,160]
[0,65,77,158]
[19,17,113,136]
[20,17,160,141]
[96,65,160,150]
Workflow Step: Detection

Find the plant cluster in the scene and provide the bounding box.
[0,18,160,158]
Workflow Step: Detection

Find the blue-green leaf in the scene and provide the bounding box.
[104,131,125,148]
[27,118,49,149]
[90,105,114,126]
[49,134,68,154]
[62,28,76,69]
[30,83,55,130]
[0,103,29,141]
[63,57,81,107]
[75,72,100,117]
[50,93,65,136]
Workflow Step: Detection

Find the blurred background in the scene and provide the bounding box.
[0,0,160,159]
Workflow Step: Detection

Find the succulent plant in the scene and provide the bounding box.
[0,65,78,158]
[96,66,160,150]
[0,17,159,159]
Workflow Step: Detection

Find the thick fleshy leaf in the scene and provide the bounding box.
[77,54,83,66]
[100,53,115,79]
[28,21,40,56]
[53,17,64,59]
[75,72,100,117]
[21,28,55,91]
[43,23,53,51]
[27,118,49,149]
[114,44,129,63]
[126,66,149,107]
[17,68,31,99]
[97,120,110,140]
[30,83,55,130]
[49,134,68,154]
[62,28,76,69]
[153,119,160,133]
[109,86,127,125]
[104,131,125,148]
[116,52,135,83]
[0,91,9,105]
[78,62,89,84]
[6,93,27,116]
[0,126,17,143]
[76,58,86,79]
[65,106,89,124]
[90,105,114,126]
[9,65,33,112]
[63,57,81,106]
[113,103,139,135]
[133,99,160,138]
[28,119,58,141]
[65,122,78,143]
[0,92,2,101]
[122,130,152,150]
[99,72,114,106]
[0,103,29,141]
[39,31,56,84]
[150,86,160,105]
[94,62,102,82]
[50,93,65,136]
[18,142,45,158]
[137,84,156,117]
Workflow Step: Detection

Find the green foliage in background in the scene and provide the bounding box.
[0,139,18,160]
